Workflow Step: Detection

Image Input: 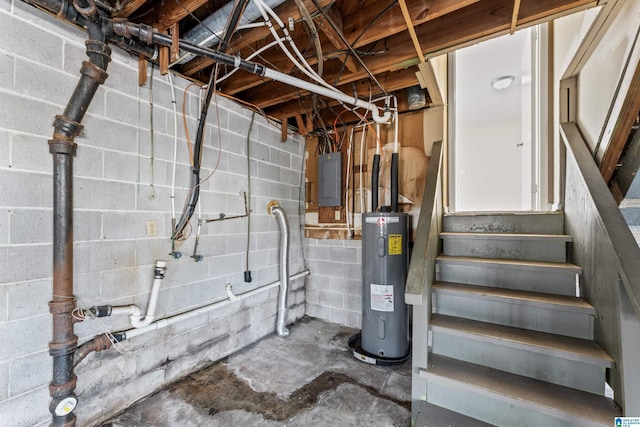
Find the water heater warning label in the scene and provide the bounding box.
[371,284,394,312]
[388,234,403,255]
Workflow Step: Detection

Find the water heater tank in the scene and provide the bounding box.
[361,212,410,359]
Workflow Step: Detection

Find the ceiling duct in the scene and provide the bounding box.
[406,85,426,110]
[177,0,286,65]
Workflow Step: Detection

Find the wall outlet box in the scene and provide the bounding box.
[146,220,158,236]
[334,210,341,220]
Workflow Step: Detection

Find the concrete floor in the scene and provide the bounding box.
[100,317,411,427]
[100,317,488,427]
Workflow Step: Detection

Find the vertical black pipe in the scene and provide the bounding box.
[391,152,399,213]
[371,154,380,212]
[48,8,111,426]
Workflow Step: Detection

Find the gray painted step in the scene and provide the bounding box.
[430,315,612,394]
[441,232,571,262]
[422,355,621,427]
[414,400,493,427]
[436,256,581,296]
[443,211,564,234]
[432,282,595,339]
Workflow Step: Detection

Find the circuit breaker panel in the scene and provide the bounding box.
[317,152,342,206]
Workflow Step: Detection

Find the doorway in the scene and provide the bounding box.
[449,27,546,212]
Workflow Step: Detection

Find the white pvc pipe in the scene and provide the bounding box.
[262,67,392,123]
[123,270,310,340]
[217,39,281,83]
[359,126,366,214]
[393,96,399,153]
[255,0,327,85]
[253,0,341,96]
[130,260,167,328]
[168,72,179,222]
[110,305,140,317]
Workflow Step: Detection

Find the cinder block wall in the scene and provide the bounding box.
[304,239,362,328]
[0,2,306,426]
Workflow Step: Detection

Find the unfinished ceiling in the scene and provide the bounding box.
[35,0,599,128]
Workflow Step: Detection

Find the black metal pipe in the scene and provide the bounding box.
[47,3,112,425]
[391,152,399,213]
[371,154,380,212]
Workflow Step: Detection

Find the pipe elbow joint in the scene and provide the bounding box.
[130,315,154,329]
[371,107,392,124]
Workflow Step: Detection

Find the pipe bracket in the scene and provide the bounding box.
[80,60,109,85]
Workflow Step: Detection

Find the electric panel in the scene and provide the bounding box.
[317,152,341,207]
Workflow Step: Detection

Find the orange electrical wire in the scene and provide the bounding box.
[182,82,201,166]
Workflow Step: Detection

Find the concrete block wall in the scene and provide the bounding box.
[0,2,306,426]
[304,238,362,328]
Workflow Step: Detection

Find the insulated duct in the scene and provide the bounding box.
[268,201,290,337]
[176,0,286,65]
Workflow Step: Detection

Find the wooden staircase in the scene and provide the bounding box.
[415,212,622,426]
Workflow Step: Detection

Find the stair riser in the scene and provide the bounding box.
[431,331,605,395]
[443,214,564,234]
[437,263,577,296]
[433,293,594,339]
[442,238,567,262]
[426,380,606,427]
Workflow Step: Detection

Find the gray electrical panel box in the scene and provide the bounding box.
[317,152,341,206]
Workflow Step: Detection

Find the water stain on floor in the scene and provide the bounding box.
[101,318,412,427]
[171,364,410,421]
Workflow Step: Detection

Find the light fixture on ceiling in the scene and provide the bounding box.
[490,75,515,90]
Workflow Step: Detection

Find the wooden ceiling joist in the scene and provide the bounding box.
[147,0,210,32]
[105,0,600,126]
[314,5,359,73]
[114,0,147,18]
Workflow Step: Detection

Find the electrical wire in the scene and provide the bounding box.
[245,112,255,274]
[308,0,388,94]
[182,83,201,164]
[293,0,323,77]
[253,0,341,96]
[149,63,155,199]
[173,1,248,239]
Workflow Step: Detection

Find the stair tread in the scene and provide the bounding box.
[433,282,595,314]
[444,211,563,217]
[424,355,621,424]
[431,315,613,366]
[414,400,493,426]
[437,255,582,272]
[440,232,572,241]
